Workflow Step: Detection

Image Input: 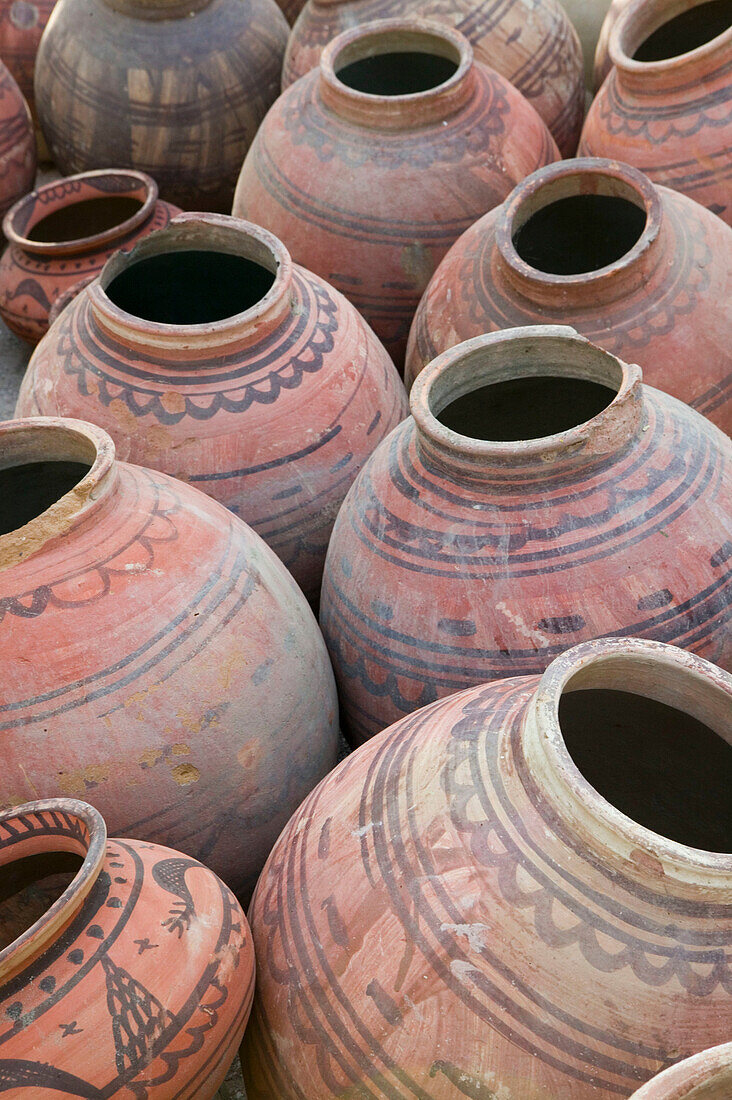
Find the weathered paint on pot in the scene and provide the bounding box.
[242,638,732,1097]
[0,417,339,901]
[16,213,407,604]
[233,19,560,368]
[0,169,180,344]
[406,158,732,434]
[321,326,732,744]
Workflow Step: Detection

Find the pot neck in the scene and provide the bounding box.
[0,418,119,573]
[495,158,666,308]
[100,0,213,18]
[87,212,294,356]
[0,800,106,984]
[318,19,476,130]
[610,0,732,94]
[410,327,645,482]
[520,639,732,901]
[3,170,159,258]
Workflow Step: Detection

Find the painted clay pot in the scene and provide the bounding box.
[282,0,584,155]
[0,0,56,122]
[630,1044,732,1098]
[405,158,732,434]
[0,417,339,900]
[242,637,732,1098]
[594,0,633,87]
[16,212,407,604]
[556,0,614,84]
[34,0,288,212]
[0,797,254,1097]
[0,60,34,226]
[320,326,732,745]
[579,0,732,224]
[234,20,559,368]
[0,169,180,345]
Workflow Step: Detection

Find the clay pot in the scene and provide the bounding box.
[282,0,584,155]
[594,0,633,87]
[320,326,732,745]
[579,0,732,225]
[16,213,407,604]
[234,20,559,368]
[34,0,288,212]
[0,169,180,345]
[556,0,614,84]
[0,417,339,900]
[0,60,35,226]
[241,637,732,1098]
[630,1044,732,1098]
[405,158,732,434]
[0,0,56,123]
[0,797,254,1097]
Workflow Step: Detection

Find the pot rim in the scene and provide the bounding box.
[610,0,732,76]
[410,326,643,469]
[629,1041,732,1098]
[0,417,117,571]
[525,638,732,884]
[0,798,107,983]
[87,211,293,348]
[3,169,159,257]
[495,157,662,292]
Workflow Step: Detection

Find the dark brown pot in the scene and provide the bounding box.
[34,0,289,212]
[406,157,732,434]
[233,19,559,368]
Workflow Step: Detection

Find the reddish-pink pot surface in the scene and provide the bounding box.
[594,0,633,87]
[282,0,584,156]
[320,327,732,745]
[579,0,732,224]
[630,1043,732,1098]
[242,638,732,1098]
[233,19,559,368]
[17,213,407,604]
[0,0,56,119]
[405,158,732,434]
[0,60,35,225]
[0,417,339,901]
[0,169,180,344]
[0,798,255,1097]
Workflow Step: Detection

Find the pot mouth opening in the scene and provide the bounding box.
[98,215,287,331]
[0,459,92,538]
[559,664,732,854]
[425,337,623,445]
[4,170,157,254]
[632,0,731,62]
[332,26,462,98]
[0,801,106,980]
[503,165,655,281]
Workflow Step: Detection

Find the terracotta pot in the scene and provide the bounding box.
[579,0,732,225]
[630,1044,732,1098]
[594,0,633,87]
[234,20,559,368]
[0,797,254,1097]
[241,637,732,1098]
[320,326,732,745]
[34,0,288,212]
[0,60,35,226]
[0,417,339,900]
[556,0,614,84]
[0,0,56,123]
[405,158,732,434]
[282,0,584,155]
[0,169,180,345]
[16,212,407,604]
